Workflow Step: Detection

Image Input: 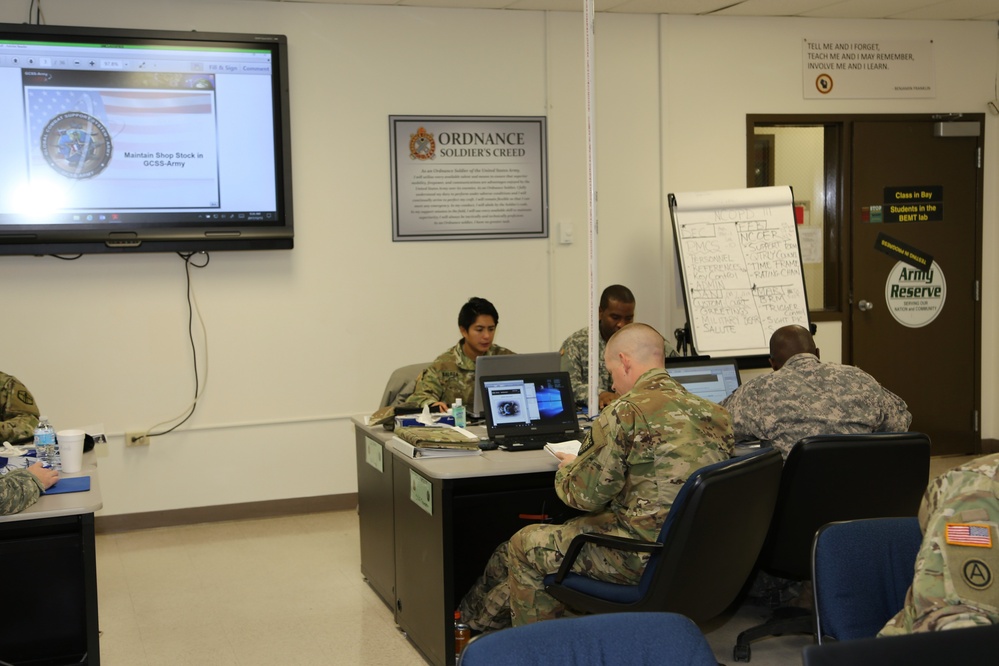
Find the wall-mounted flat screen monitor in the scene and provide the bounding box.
[0,23,293,255]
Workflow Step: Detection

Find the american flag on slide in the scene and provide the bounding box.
[27,87,215,157]
[27,88,110,138]
[945,523,993,548]
[97,90,216,161]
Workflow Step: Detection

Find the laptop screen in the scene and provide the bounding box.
[665,357,742,403]
[472,351,561,416]
[480,371,578,437]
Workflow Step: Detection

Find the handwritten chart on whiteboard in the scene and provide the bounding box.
[669,186,810,357]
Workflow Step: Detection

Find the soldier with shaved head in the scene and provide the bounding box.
[460,323,733,629]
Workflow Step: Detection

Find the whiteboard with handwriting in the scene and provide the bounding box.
[669,186,810,357]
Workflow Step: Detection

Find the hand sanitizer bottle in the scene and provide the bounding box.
[452,398,466,428]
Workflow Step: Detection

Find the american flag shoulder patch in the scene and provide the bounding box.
[945,523,993,548]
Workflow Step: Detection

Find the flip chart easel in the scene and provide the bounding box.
[669,186,811,358]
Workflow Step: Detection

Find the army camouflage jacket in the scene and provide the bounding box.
[0,372,40,444]
[403,340,514,409]
[559,327,678,407]
[880,453,999,635]
[0,469,44,515]
[720,353,911,458]
[555,368,734,543]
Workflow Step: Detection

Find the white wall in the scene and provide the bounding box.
[0,1,994,516]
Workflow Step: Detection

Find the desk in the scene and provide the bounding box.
[354,418,577,666]
[0,454,102,665]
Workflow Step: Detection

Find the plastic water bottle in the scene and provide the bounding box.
[452,398,466,429]
[33,416,56,468]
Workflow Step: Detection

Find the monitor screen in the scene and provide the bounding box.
[480,372,576,435]
[665,357,742,403]
[0,22,293,254]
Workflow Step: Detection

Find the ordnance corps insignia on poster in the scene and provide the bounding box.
[409,126,435,161]
[40,111,112,179]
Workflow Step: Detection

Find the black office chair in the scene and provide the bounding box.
[812,517,923,643]
[542,447,783,623]
[458,612,717,666]
[801,623,999,666]
[732,432,931,662]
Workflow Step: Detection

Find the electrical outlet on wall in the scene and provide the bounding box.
[126,432,149,447]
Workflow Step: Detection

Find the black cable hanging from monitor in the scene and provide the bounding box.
[27,0,45,25]
[146,252,210,439]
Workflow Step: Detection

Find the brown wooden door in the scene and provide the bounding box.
[851,119,981,455]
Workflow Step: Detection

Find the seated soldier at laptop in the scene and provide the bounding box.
[404,296,514,412]
[460,323,733,629]
[559,285,678,411]
[720,324,912,459]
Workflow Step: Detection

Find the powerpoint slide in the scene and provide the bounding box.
[24,73,220,209]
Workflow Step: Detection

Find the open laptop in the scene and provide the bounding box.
[480,371,581,451]
[665,356,742,403]
[472,351,561,418]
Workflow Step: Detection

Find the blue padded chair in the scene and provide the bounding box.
[457,612,717,666]
[811,517,922,643]
[542,447,783,623]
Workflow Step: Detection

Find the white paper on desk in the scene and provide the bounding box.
[437,424,479,441]
[545,440,583,459]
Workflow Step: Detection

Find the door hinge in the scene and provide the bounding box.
[975,280,981,302]
[978,146,983,168]
[974,409,980,433]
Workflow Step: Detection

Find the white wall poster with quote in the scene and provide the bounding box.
[389,115,548,241]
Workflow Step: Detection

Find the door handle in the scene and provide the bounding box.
[858,299,874,312]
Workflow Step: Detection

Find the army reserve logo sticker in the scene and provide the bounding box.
[40,111,112,179]
[962,559,993,591]
[409,126,436,161]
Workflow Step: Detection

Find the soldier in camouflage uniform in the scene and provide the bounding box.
[720,325,911,459]
[1,372,58,514]
[560,285,677,411]
[404,297,513,411]
[0,462,59,515]
[0,371,40,444]
[879,453,999,635]
[460,323,733,629]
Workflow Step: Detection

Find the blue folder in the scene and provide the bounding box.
[43,476,91,495]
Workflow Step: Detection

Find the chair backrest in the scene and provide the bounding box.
[457,612,717,666]
[379,362,430,407]
[812,517,922,642]
[635,447,783,621]
[802,623,999,666]
[760,432,930,580]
